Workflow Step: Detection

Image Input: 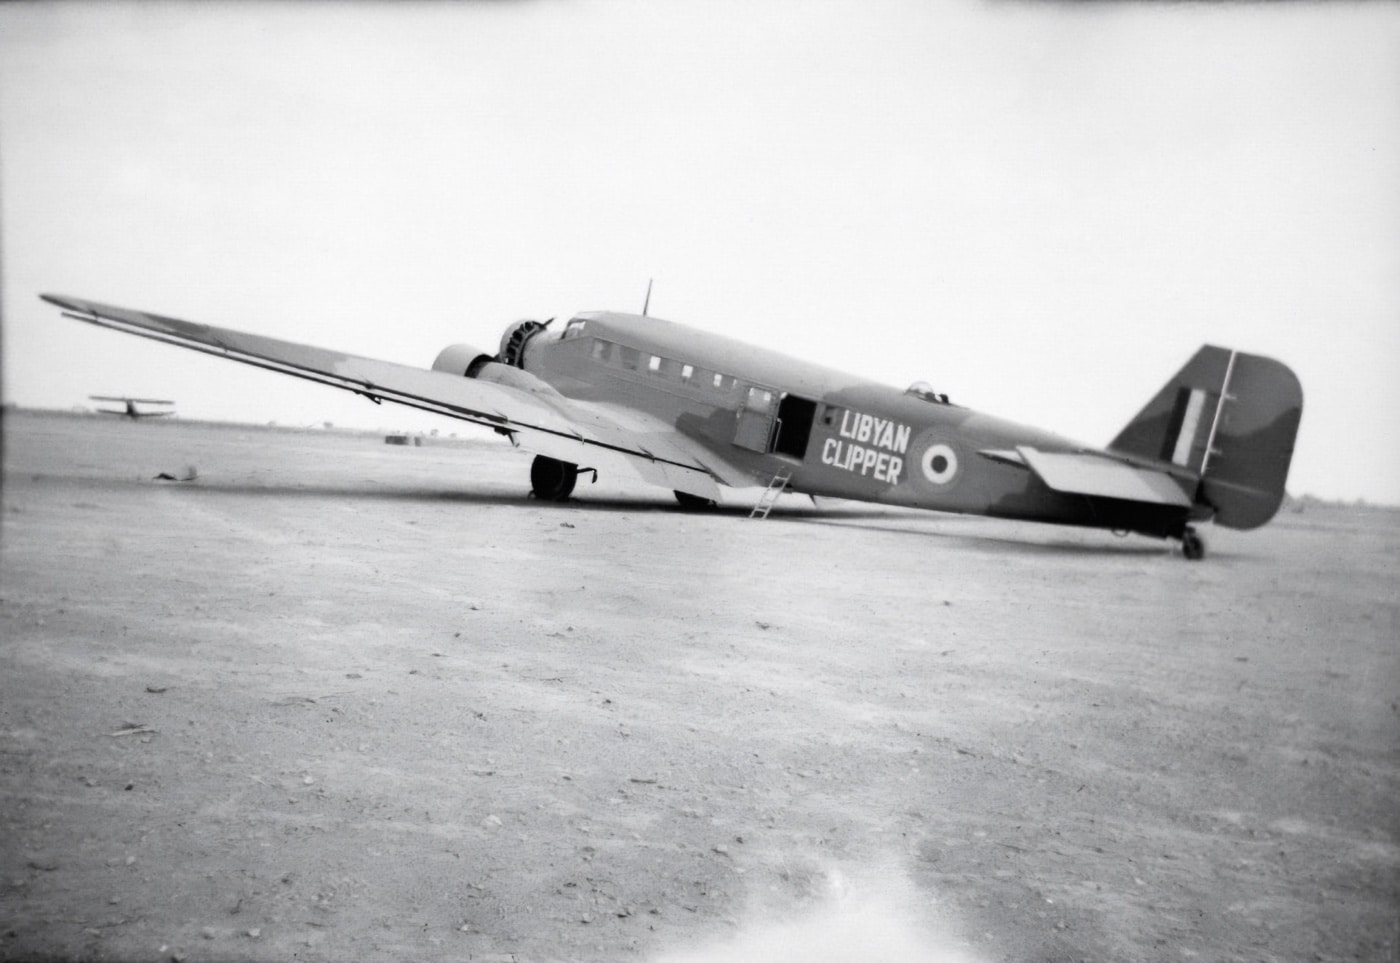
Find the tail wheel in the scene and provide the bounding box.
[530,455,578,501]
[1181,527,1206,561]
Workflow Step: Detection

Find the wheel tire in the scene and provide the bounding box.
[530,456,578,501]
[1181,530,1205,560]
[673,490,716,510]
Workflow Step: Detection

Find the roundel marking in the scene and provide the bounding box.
[920,443,959,485]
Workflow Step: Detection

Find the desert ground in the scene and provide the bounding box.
[1,409,1396,963]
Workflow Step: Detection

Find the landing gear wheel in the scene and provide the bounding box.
[673,490,717,511]
[530,455,578,501]
[1181,527,1205,561]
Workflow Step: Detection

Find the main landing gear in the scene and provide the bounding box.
[673,490,717,510]
[1180,525,1206,561]
[529,455,578,501]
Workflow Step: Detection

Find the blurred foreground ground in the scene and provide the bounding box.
[2,410,1397,962]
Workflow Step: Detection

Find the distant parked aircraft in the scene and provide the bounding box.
[47,294,1301,559]
[89,395,176,420]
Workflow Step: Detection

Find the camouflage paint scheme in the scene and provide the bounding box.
[517,312,1300,544]
[41,294,1302,556]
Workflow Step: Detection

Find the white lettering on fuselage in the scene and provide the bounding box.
[820,410,911,484]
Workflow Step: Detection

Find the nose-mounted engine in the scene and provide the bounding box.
[430,318,567,403]
[498,319,548,369]
[429,319,550,380]
[428,316,582,501]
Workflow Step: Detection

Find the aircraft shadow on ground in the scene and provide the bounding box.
[798,514,1179,557]
[135,476,1205,558]
[154,477,915,522]
[791,509,1258,559]
[148,479,666,514]
[133,475,747,516]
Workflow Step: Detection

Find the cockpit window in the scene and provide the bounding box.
[905,381,950,404]
[564,319,587,338]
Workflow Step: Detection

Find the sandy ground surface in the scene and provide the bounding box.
[1,409,1396,963]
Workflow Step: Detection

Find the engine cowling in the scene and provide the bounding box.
[498,320,548,368]
[431,343,495,378]
[430,341,565,400]
[474,360,567,399]
[435,320,549,378]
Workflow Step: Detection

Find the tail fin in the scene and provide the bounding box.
[1109,346,1302,530]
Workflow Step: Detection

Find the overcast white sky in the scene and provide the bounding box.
[3,0,1397,504]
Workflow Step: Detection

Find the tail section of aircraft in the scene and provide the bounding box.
[1110,346,1302,530]
[1196,351,1304,529]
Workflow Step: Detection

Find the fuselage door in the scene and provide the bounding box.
[734,385,777,452]
[773,394,817,459]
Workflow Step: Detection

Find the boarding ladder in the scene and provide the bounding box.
[749,471,792,520]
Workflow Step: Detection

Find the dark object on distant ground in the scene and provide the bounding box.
[90,395,175,420]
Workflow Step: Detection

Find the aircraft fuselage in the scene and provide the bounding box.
[515,311,1194,537]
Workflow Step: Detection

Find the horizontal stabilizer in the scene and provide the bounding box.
[1017,447,1193,507]
[977,448,1027,468]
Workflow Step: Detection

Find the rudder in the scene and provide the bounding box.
[1198,351,1303,529]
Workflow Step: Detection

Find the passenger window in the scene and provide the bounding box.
[745,387,773,410]
[648,355,662,373]
[592,339,613,363]
[681,364,694,382]
[619,346,640,370]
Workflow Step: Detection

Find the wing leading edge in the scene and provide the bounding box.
[42,294,721,500]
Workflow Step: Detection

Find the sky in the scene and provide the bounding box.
[3,0,1397,504]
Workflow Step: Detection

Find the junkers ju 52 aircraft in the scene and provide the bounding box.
[42,293,1301,559]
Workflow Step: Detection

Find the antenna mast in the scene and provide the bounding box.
[642,278,653,317]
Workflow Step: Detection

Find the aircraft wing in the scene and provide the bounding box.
[90,395,175,404]
[1014,446,1195,507]
[43,294,722,499]
[573,401,759,490]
